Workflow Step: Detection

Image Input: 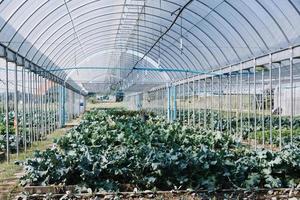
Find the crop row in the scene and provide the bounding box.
[177,110,300,146]
[18,109,300,192]
[0,111,56,154]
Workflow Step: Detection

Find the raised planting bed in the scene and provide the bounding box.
[20,186,300,200]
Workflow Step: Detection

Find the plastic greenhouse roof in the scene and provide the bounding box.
[0,0,299,93]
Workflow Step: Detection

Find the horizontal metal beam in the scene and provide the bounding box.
[149,44,300,92]
[0,43,86,95]
[38,66,221,74]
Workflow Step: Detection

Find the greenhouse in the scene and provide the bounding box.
[0,0,300,199]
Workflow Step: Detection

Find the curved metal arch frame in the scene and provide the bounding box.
[61,44,183,82]
[225,0,272,50]
[35,14,235,78]
[57,35,186,76]
[28,10,220,72]
[57,31,208,81]
[14,3,237,72]
[45,34,190,80]
[79,48,185,84]
[26,15,197,77]
[0,0,29,31]
[71,7,233,65]
[3,1,268,83]
[3,1,297,65]
[45,25,200,74]
[254,0,290,44]
[64,49,172,83]
[0,0,298,92]
[38,6,241,68]
[57,39,188,81]
[166,0,248,61]
[70,53,168,83]
[37,28,199,80]
[64,2,255,63]
[196,0,268,52]
[270,0,298,35]
[7,0,52,47]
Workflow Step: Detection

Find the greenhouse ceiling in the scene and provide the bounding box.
[0,0,300,94]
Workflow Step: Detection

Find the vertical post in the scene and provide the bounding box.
[198,79,201,127]
[226,74,229,132]
[28,71,32,144]
[240,63,243,140]
[211,77,213,130]
[193,79,195,126]
[218,75,222,132]
[229,68,232,134]
[269,54,273,149]
[45,78,48,135]
[247,70,250,145]
[14,63,19,157]
[22,67,26,152]
[178,85,181,121]
[278,62,282,150]
[60,84,66,128]
[54,82,57,128]
[235,72,239,138]
[204,77,207,129]
[34,73,38,141]
[290,48,293,144]
[167,84,171,122]
[5,57,10,163]
[187,81,190,125]
[50,81,56,132]
[262,64,265,147]
[173,85,177,121]
[183,83,185,124]
[254,59,257,150]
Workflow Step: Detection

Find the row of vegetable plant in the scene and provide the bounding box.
[177,110,300,146]
[18,109,300,192]
[0,111,56,155]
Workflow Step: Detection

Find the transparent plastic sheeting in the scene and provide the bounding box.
[0,0,300,93]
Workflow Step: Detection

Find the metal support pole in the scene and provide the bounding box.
[193,79,195,126]
[45,78,48,135]
[262,64,265,147]
[173,85,177,121]
[14,63,19,157]
[254,59,257,150]
[247,70,250,145]
[204,77,207,129]
[278,62,282,150]
[240,64,243,140]
[226,74,229,132]
[22,67,26,152]
[218,75,222,132]
[198,79,201,127]
[290,48,293,144]
[211,77,214,131]
[5,58,10,163]
[235,72,239,138]
[229,68,232,134]
[183,84,186,124]
[28,71,32,144]
[54,82,57,129]
[178,85,181,120]
[269,54,273,149]
[167,84,171,122]
[187,81,190,125]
